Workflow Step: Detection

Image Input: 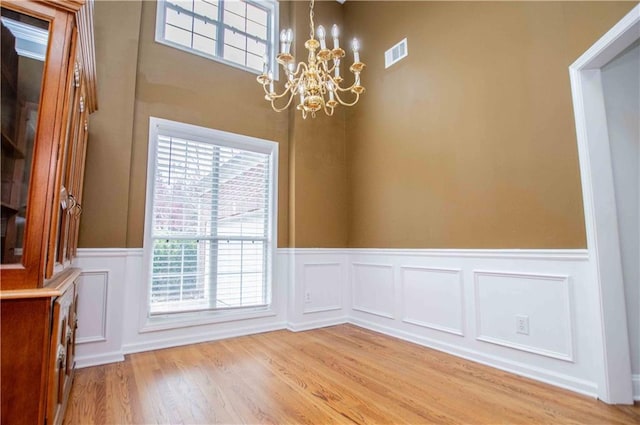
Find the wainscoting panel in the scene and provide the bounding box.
[72,247,621,401]
[303,263,343,314]
[73,249,131,367]
[286,249,349,331]
[401,266,464,336]
[352,263,395,319]
[346,249,597,397]
[474,271,574,361]
[76,270,109,344]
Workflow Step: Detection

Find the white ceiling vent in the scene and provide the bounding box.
[385,38,408,69]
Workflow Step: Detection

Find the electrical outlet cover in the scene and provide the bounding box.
[516,315,529,335]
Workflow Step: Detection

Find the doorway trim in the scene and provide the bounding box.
[569,5,639,404]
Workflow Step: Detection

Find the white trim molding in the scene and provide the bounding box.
[73,250,132,368]
[287,316,349,332]
[351,262,395,319]
[350,316,598,398]
[74,248,289,367]
[473,270,574,362]
[302,262,344,314]
[122,321,287,355]
[0,17,48,61]
[347,247,594,398]
[347,248,589,261]
[74,248,140,258]
[400,266,464,336]
[73,246,613,403]
[75,270,109,344]
[569,4,639,404]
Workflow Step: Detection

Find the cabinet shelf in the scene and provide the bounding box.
[1,201,19,213]
[1,130,24,158]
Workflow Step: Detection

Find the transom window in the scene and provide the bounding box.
[155,0,277,74]
[145,117,277,316]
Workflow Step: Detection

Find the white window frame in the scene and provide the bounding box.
[155,0,279,78]
[141,117,278,332]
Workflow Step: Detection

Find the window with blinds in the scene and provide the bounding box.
[146,118,276,316]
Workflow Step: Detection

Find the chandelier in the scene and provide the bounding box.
[257,0,365,119]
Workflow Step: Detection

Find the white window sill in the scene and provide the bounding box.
[140,305,277,333]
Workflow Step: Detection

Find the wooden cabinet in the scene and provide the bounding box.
[0,0,97,288]
[47,276,78,425]
[0,1,96,424]
[1,269,80,425]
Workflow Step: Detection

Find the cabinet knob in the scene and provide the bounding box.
[57,346,66,368]
[74,63,81,88]
[60,186,70,210]
[67,194,77,213]
[72,203,82,219]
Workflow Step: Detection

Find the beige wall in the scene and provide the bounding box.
[79,1,635,249]
[79,0,141,248]
[80,0,348,248]
[344,1,635,248]
[288,0,349,247]
[126,0,291,247]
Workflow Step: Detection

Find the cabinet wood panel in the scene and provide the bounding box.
[0,297,50,425]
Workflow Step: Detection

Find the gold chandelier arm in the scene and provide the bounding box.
[333,89,360,107]
[284,62,308,86]
[293,61,308,76]
[335,81,359,92]
[325,74,341,89]
[323,61,336,74]
[261,82,285,99]
[271,91,297,112]
[270,85,295,101]
[322,103,335,116]
[321,60,338,77]
[327,74,357,93]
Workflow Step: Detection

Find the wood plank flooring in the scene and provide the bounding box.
[65,324,640,424]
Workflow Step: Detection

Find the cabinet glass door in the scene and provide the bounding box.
[52,41,80,271]
[0,9,49,265]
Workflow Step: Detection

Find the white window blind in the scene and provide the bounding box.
[155,0,277,75]
[147,120,275,316]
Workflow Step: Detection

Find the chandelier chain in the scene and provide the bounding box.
[309,0,315,40]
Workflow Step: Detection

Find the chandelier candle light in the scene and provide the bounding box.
[257,0,365,119]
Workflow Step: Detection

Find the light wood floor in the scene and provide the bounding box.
[65,324,639,424]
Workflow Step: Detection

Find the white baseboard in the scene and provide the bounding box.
[633,374,640,401]
[287,316,349,332]
[121,321,288,355]
[350,317,598,398]
[75,351,125,369]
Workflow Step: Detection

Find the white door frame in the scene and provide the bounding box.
[569,5,639,404]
